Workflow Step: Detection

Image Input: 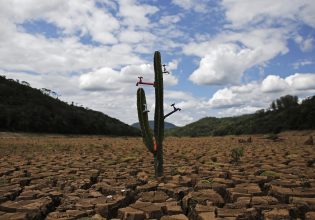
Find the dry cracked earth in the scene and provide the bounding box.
[0,131,315,220]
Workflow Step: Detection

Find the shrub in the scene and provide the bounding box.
[230,147,244,164]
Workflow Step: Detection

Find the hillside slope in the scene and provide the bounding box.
[0,76,140,136]
[167,95,315,137]
[131,121,177,130]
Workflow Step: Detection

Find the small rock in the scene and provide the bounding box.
[91,214,107,219]
[118,206,145,220]
[306,211,315,220]
[197,212,216,220]
[137,171,149,184]
[304,136,313,145]
[263,208,290,220]
[160,214,189,220]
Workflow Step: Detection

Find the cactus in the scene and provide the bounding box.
[136,51,165,177]
[153,51,164,177]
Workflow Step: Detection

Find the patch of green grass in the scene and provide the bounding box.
[0,178,9,185]
[121,156,137,162]
[260,171,280,178]
[67,175,77,180]
[266,133,279,141]
[230,147,244,164]
[201,179,214,185]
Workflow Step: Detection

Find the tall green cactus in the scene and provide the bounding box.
[136,51,164,177]
[153,51,164,177]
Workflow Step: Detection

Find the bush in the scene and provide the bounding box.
[230,147,244,164]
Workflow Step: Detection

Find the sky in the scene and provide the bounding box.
[1,0,315,126]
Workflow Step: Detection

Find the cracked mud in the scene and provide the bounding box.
[0,132,314,220]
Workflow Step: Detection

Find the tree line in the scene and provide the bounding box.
[167,94,315,137]
[0,75,140,136]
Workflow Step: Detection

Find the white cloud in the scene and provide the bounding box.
[208,83,260,108]
[217,106,261,117]
[185,27,289,85]
[261,75,289,93]
[79,63,178,92]
[171,0,208,13]
[119,29,156,44]
[286,73,315,90]
[159,15,182,25]
[301,37,313,52]
[222,0,315,29]
[185,0,315,87]
[79,68,121,91]
[0,27,143,74]
[189,44,260,85]
[118,0,159,28]
[295,35,314,52]
[0,1,150,74]
[207,72,315,116]
[292,59,313,69]
[1,0,121,44]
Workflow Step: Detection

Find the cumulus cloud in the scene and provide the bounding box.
[185,0,315,86]
[189,44,259,85]
[261,73,315,93]
[221,0,315,29]
[286,73,315,90]
[79,63,178,91]
[79,68,121,91]
[118,0,159,28]
[261,75,289,93]
[1,0,121,44]
[185,27,289,85]
[207,72,315,116]
[0,0,184,75]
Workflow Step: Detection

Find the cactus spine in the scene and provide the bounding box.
[137,51,164,177]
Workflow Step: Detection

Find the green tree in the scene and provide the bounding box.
[270,101,277,111]
[276,95,298,110]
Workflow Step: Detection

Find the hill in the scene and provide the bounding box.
[167,95,315,137]
[0,75,140,136]
[131,121,177,130]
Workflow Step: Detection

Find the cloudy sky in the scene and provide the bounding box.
[1,0,315,126]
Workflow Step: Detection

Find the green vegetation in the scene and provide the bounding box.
[201,179,214,185]
[265,133,279,141]
[230,147,244,164]
[260,171,280,178]
[0,75,140,136]
[167,95,315,137]
[300,176,311,189]
[137,51,165,177]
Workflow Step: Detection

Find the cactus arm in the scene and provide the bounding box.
[137,88,155,154]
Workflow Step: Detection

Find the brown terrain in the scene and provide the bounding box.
[0,131,315,220]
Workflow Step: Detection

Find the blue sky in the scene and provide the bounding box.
[1,0,315,126]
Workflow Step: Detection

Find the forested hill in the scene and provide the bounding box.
[0,75,140,136]
[167,95,315,137]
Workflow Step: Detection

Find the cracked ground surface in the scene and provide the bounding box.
[0,131,314,220]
